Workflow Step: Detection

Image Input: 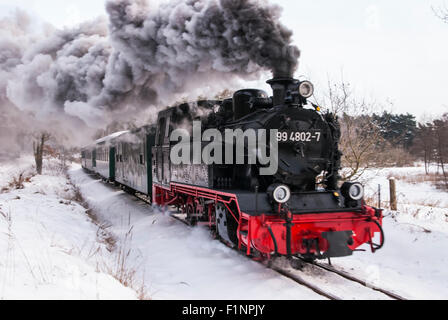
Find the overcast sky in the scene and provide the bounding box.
[1,0,447,119]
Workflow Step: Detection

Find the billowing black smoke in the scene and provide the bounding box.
[0,0,300,143]
[106,0,300,81]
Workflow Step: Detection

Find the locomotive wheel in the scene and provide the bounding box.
[186,203,197,226]
[215,203,238,246]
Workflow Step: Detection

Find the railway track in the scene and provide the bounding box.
[266,257,407,300]
[267,265,341,300]
[170,211,406,300]
[301,259,407,300]
[130,189,406,300]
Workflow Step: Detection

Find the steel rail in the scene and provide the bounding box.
[305,260,407,300]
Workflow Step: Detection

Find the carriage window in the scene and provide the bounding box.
[140,154,144,165]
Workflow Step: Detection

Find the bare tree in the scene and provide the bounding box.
[33,132,51,175]
[314,77,385,181]
[433,3,448,23]
[433,115,448,187]
[412,122,436,174]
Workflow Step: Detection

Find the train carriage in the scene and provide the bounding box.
[114,126,156,195]
[81,145,96,172]
[82,131,128,179]
[94,131,128,181]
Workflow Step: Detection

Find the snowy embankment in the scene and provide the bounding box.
[2,157,447,300]
[0,156,35,191]
[332,166,448,300]
[361,167,448,234]
[0,158,136,299]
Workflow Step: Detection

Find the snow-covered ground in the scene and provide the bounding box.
[1,156,447,300]
[0,158,137,299]
[68,164,448,300]
[360,166,448,234]
[331,166,448,300]
[68,166,324,300]
[0,155,35,190]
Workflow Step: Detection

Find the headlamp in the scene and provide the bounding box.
[298,81,314,99]
[268,184,291,204]
[341,182,365,201]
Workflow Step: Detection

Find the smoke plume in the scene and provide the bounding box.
[0,0,300,148]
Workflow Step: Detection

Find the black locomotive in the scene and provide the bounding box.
[82,77,384,262]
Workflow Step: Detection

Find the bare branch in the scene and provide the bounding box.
[433,3,448,23]
[318,75,386,181]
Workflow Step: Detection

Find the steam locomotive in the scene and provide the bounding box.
[82,77,384,263]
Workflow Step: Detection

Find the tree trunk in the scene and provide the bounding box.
[436,131,448,188]
[33,134,46,175]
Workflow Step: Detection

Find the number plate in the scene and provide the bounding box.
[276,131,322,143]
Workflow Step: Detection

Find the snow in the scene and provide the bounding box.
[0,155,35,190]
[360,167,448,234]
[330,218,448,300]
[68,163,448,300]
[331,166,448,300]
[95,131,129,145]
[0,158,137,300]
[69,165,324,300]
[2,155,448,300]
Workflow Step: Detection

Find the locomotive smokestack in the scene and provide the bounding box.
[267,78,300,107]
